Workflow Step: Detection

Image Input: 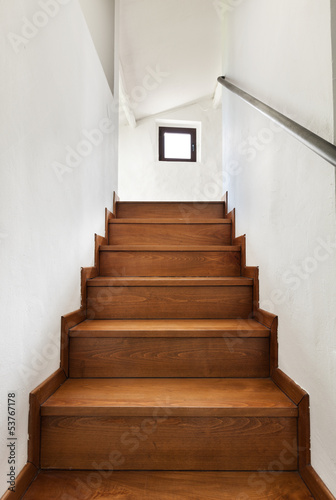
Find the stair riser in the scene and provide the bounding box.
[69,338,270,378]
[86,286,253,319]
[41,416,297,471]
[116,202,225,219]
[109,223,232,245]
[99,251,241,277]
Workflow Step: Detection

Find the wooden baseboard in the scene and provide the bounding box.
[28,368,66,467]
[222,191,228,218]
[81,266,98,311]
[271,367,306,405]
[113,190,120,218]
[227,208,235,242]
[61,308,86,375]
[95,234,108,274]
[233,234,259,314]
[0,463,38,500]
[253,309,278,373]
[298,394,311,471]
[243,265,259,311]
[301,465,336,500]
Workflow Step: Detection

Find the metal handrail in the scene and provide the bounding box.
[218,76,336,168]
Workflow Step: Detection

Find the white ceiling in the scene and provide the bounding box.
[119,0,223,122]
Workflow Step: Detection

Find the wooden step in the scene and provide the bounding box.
[86,277,253,319]
[87,277,252,286]
[23,471,314,499]
[109,220,232,245]
[99,245,241,277]
[41,378,297,417]
[69,319,269,378]
[70,319,270,337]
[116,201,225,219]
[40,379,298,470]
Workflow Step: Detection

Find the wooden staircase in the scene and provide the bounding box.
[16,199,332,498]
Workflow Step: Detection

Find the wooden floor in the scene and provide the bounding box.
[23,471,314,499]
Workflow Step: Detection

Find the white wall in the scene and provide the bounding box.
[79,0,115,94]
[223,0,336,494]
[332,0,336,144]
[119,99,223,201]
[0,0,118,494]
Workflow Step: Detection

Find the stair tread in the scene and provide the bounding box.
[70,319,269,338]
[110,218,231,224]
[23,471,313,499]
[41,378,297,417]
[100,245,240,251]
[87,276,253,287]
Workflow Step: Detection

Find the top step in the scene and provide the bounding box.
[116,202,225,219]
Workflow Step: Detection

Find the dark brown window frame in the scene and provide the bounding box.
[159,127,197,162]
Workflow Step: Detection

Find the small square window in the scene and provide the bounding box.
[159,127,197,162]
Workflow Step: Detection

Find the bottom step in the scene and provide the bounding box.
[23,471,313,499]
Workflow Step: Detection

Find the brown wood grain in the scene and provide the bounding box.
[87,284,253,319]
[87,276,253,287]
[41,415,297,470]
[253,310,279,373]
[234,233,260,313]
[269,315,279,373]
[19,196,334,500]
[301,465,336,500]
[81,266,98,312]
[69,318,270,339]
[94,234,107,274]
[254,308,277,329]
[242,265,259,311]
[105,208,113,246]
[22,471,314,500]
[112,191,118,218]
[109,221,232,245]
[109,223,231,245]
[299,394,311,472]
[111,218,232,224]
[99,249,241,277]
[1,463,38,500]
[234,234,246,269]
[100,245,241,251]
[60,309,85,376]
[116,201,225,219]
[223,191,229,217]
[69,337,269,378]
[28,368,66,467]
[41,378,297,417]
[272,368,307,405]
[227,208,235,243]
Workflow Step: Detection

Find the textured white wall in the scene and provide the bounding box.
[332,0,336,143]
[0,0,118,494]
[78,0,115,93]
[119,99,223,201]
[222,0,336,494]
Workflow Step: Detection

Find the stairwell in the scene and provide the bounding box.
[15,198,332,498]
